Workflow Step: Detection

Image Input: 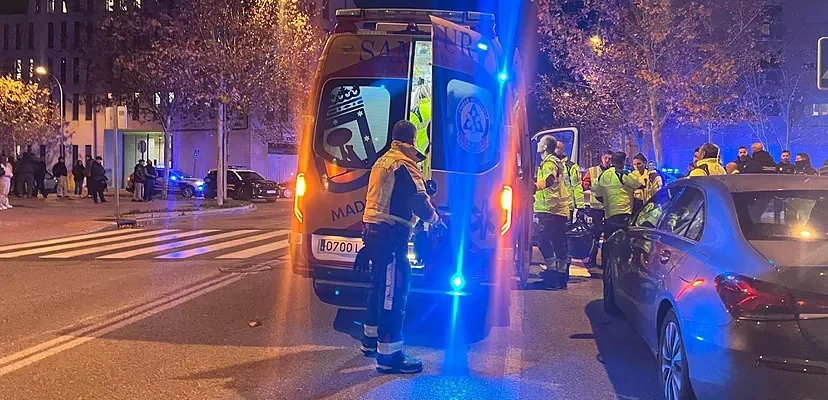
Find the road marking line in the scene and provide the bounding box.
[504,290,525,378]
[216,239,288,259]
[0,230,175,259]
[0,267,266,376]
[97,230,259,259]
[0,229,143,254]
[570,266,591,278]
[156,230,289,259]
[40,230,215,259]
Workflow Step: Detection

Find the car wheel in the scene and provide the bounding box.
[603,261,622,316]
[181,185,195,198]
[281,188,293,199]
[660,310,695,400]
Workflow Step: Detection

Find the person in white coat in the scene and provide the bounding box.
[0,156,13,210]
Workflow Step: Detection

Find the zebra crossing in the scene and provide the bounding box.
[0,229,292,261]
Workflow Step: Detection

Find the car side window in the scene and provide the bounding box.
[661,187,705,241]
[633,188,672,229]
[227,172,239,183]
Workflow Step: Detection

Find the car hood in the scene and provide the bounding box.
[179,177,203,184]
[250,179,277,185]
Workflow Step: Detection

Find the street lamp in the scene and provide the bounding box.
[35,66,65,156]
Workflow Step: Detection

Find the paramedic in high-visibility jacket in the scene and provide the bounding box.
[593,151,645,241]
[358,120,444,374]
[534,136,571,288]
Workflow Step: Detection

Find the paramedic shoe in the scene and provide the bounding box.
[360,336,377,356]
[376,351,423,374]
[540,270,563,289]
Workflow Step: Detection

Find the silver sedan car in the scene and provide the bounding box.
[602,174,828,400]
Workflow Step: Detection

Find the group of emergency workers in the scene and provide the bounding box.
[533,137,663,285]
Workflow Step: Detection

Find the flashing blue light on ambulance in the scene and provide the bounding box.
[498,72,508,82]
[170,176,177,181]
[477,42,488,51]
[451,274,466,291]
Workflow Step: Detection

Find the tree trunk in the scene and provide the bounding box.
[649,95,664,166]
[216,100,225,206]
[162,115,172,200]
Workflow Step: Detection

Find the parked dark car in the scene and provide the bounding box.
[278,177,295,199]
[126,168,205,198]
[602,174,828,400]
[203,168,278,201]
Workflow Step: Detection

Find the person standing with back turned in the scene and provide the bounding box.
[358,120,445,374]
[593,152,644,241]
[582,150,612,268]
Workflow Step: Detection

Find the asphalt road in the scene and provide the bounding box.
[0,202,661,400]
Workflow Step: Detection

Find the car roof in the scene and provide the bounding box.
[676,174,828,193]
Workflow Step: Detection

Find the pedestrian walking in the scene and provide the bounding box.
[72,160,85,198]
[84,155,94,198]
[778,150,795,174]
[53,157,69,198]
[689,143,727,176]
[91,156,107,203]
[0,156,13,210]
[356,120,444,374]
[794,153,819,176]
[144,160,157,201]
[593,151,644,240]
[34,157,48,198]
[132,159,146,202]
[535,136,571,288]
[17,153,36,198]
[582,150,612,268]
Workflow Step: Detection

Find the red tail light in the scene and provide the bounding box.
[715,274,828,321]
[714,274,796,321]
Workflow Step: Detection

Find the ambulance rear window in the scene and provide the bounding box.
[313,79,407,169]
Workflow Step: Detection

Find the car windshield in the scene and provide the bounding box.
[236,171,265,181]
[733,191,828,241]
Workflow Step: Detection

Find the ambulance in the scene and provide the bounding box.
[290,8,538,338]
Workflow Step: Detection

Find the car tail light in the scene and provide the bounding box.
[714,274,796,321]
[500,185,513,236]
[792,289,828,318]
[294,173,306,223]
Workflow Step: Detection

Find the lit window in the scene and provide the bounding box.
[14,59,22,80]
[811,104,819,117]
[120,0,127,11]
[106,0,114,12]
[48,0,55,13]
[821,104,828,116]
[154,92,161,105]
[168,92,175,103]
[62,0,67,13]
[135,0,141,9]
[28,58,33,83]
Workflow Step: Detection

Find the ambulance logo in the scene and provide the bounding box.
[456,96,490,154]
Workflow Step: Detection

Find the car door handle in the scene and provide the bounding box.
[659,250,671,264]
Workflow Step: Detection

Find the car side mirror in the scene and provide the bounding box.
[426,179,437,196]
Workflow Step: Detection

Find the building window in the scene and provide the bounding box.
[85,145,92,158]
[3,25,8,50]
[27,58,34,83]
[73,0,81,12]
[47,0,55,13]
[36,0,42,13]
[87,0,94,13]
[72,144,79,161]
[15,24,21,50]
[47,58,53,77]
[120,0,127,11]
[40,145,46,158]
[73,21,80,48]
[28,23,34,50]
[85,94,94,120]
[821,104,828,116]
[60,22,67,49]
[106,0,114,12]
[135,0,141,9]
[14,59,22,80]
[72,93,80,120]
[62,0,68,13]
[47,22,54,49]
[86,21,93,46]
[60,58,67,83]
[73,58,79,84]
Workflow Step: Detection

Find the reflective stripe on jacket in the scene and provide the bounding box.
[594,166,643,218]
[533,154,570,217]
[363,140,439,228]
[585,165,607,209]
[632,169,662,202]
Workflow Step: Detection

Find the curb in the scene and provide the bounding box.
[127,203,257,222]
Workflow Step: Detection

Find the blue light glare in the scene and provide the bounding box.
[170,176,177,181]
[498,72,508,82]
[335,290,340,296]
[451,274,465,290]
[477,42,488,51]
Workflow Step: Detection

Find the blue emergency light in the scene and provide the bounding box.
[477,42,488,51]
[450,274,466,291]
[498,72,508,82]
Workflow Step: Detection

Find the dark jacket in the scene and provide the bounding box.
[744,151,777,174]
[795,159,819,176]
[777,161,795,174]
[34,161,47,181]
[133,164,146,183]
[735,156,750,172]
[18,155,35,175]
[91,161,107,182]
[84,159,93,177]
[72,163,85,180]
[145,164,158,181]
[52,162,68,177]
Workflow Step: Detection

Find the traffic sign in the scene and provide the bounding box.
[818,37,828,90]
[138,140,147,155]
[193,149,200,159]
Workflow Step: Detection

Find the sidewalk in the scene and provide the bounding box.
[0,193,251,245]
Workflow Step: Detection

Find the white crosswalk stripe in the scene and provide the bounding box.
[0,229,292,261]
[156,230,289,260]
